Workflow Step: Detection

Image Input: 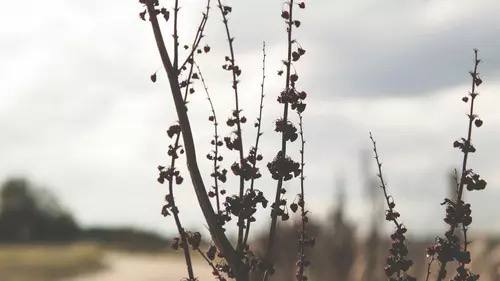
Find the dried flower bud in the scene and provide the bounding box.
[474,119,483,127]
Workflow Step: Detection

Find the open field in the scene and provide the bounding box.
[0,243,213,281]
[0,243,104,281]
[1,240,500,281]
[70,253,213,281]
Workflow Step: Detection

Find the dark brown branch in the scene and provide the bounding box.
[296,113,307,281]
[144,2,247,280]
[263,1,295,279]
[370,133,402,229]
[170,179,196,279]
[197,248,225,281]
[243,41,267,247]
[179,1,211,72]
[434,50,481,281]
[425,256,435,281]
[195,62,222,213]
[453,170,469,255]
[370,132,415,281]
[216,0,247,254]
[165,78,197,280]
[173,0,180,71]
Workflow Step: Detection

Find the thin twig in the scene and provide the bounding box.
[195,62,222,213]
[173,0,180,71]
[144,2,246,279]
[370,133,401,229]
[197,248,225,280]
[263,2,295,279]
[179,1,211,72]
[425,256,435,281]
[243,41,267,247]
[164,54,198,281]
[370,132,414,280]
[216,0,247,254]
[296,113,307,281]
[435,50,481,281]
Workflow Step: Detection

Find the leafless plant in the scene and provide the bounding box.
[372,50,487,281]
[426,49,486,281]
[140,1,489,280]
[370,133,416,281]
[138,1,308,280]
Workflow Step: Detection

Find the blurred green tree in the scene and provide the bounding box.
[0,178,79,242]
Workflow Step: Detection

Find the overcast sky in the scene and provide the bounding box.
[1,0,500,239]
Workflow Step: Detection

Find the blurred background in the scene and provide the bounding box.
[1,0,500,280]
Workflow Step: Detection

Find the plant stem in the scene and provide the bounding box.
[370,133,401,230]
[435,50,480,281]
[216,0,247,254]
[197,248,224,280]
[195,63,222,213]
[425,256,435,281]
[145,2,247,280]
[296,113,306,280]
[243,41,267,247]
[173,0,179,72]
[263,1,294,280]
[179,1,210,72]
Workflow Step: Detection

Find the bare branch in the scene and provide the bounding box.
[179,1,211,72]
[143,2,246,279]
[216,0,247,254]
[243,41,267,247]
[263,1,296,278]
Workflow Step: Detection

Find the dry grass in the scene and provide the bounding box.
[0,243,105,281]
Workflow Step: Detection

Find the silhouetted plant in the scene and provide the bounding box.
[289,113,313,281]
[139,1,308,280]
[371,50,487,281]
[263,1,307,279]
[140,1,490,280]
[426,49,486,281]
[242,42,267,249]
[370,133,416,281]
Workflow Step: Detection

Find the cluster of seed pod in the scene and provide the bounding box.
[370,133,416,281]
[263,1,309,280]
[429,50,486,281]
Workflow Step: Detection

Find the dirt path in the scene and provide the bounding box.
[70,253,213,281]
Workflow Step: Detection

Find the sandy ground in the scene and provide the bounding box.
[70,253,214,281]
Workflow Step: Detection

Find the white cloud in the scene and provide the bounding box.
[1,0,499,237]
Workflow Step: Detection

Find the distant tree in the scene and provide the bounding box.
[312,181,356,281]
[0,178,79,242]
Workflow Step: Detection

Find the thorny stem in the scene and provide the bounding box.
[370,132,413,280]
[435,50,481,281]
[150,1,212,278]
[166,55,198,281]
[425,256,436,281]
[160,5,206,280]
[197,248,224,280]
[296,113,307,281]
[452,171,469,255]
[195,62,222,213]
[179,1,210,72]
[457,50,480,207]
[160,4,213,279]
[370,133,401,229]
[264,1,294,278]
[243,41,267,247]
[216,0,247,254]
[144,2,247,280]
[169,153,196,280]
[173,0,179,72]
